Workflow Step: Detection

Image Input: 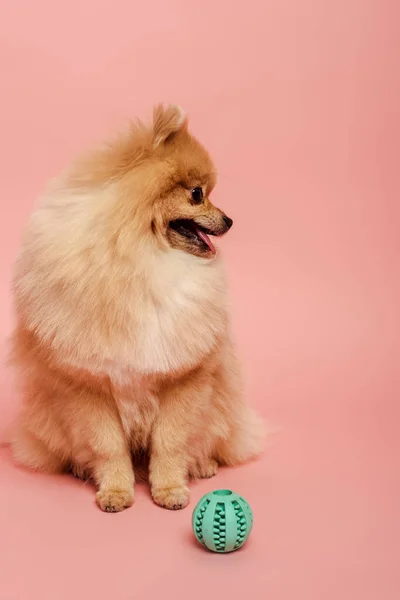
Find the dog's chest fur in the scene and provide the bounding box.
[103,250,228,378]
[98,252,227,445]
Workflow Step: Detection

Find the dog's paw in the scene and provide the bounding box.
[190,458,218,480]
[151,485,190,510]
[96,488,134,513]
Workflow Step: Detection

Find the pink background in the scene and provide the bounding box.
[0,1,399,599]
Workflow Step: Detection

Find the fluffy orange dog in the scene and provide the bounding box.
[10,105,263,512]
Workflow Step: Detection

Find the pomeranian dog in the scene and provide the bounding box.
[10,105,263,512]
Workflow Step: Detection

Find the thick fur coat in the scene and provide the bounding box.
[10,105,263,511]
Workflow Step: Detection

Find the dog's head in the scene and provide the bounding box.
[116,105,233,259]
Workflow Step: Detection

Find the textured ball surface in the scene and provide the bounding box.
[192,490,253,553]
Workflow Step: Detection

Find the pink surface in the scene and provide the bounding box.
[0,1,399,599]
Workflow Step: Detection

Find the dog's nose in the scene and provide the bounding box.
[223,215,233,230]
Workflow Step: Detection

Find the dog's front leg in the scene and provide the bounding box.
[150,370,211,510]
[70,392,135,513]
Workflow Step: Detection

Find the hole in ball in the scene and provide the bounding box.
[213,489,233,496]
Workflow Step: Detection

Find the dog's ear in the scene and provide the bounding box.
[152,104,187,148]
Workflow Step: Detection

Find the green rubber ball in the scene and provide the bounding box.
[192,489,253,553]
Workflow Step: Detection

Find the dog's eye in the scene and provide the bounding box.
[191,187,203,204]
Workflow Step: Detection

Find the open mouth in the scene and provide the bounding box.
[169,219,216,255]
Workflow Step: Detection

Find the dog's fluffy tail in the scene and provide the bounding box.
[215,408,266,467]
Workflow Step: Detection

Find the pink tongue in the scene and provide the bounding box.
[194,225,216,255]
